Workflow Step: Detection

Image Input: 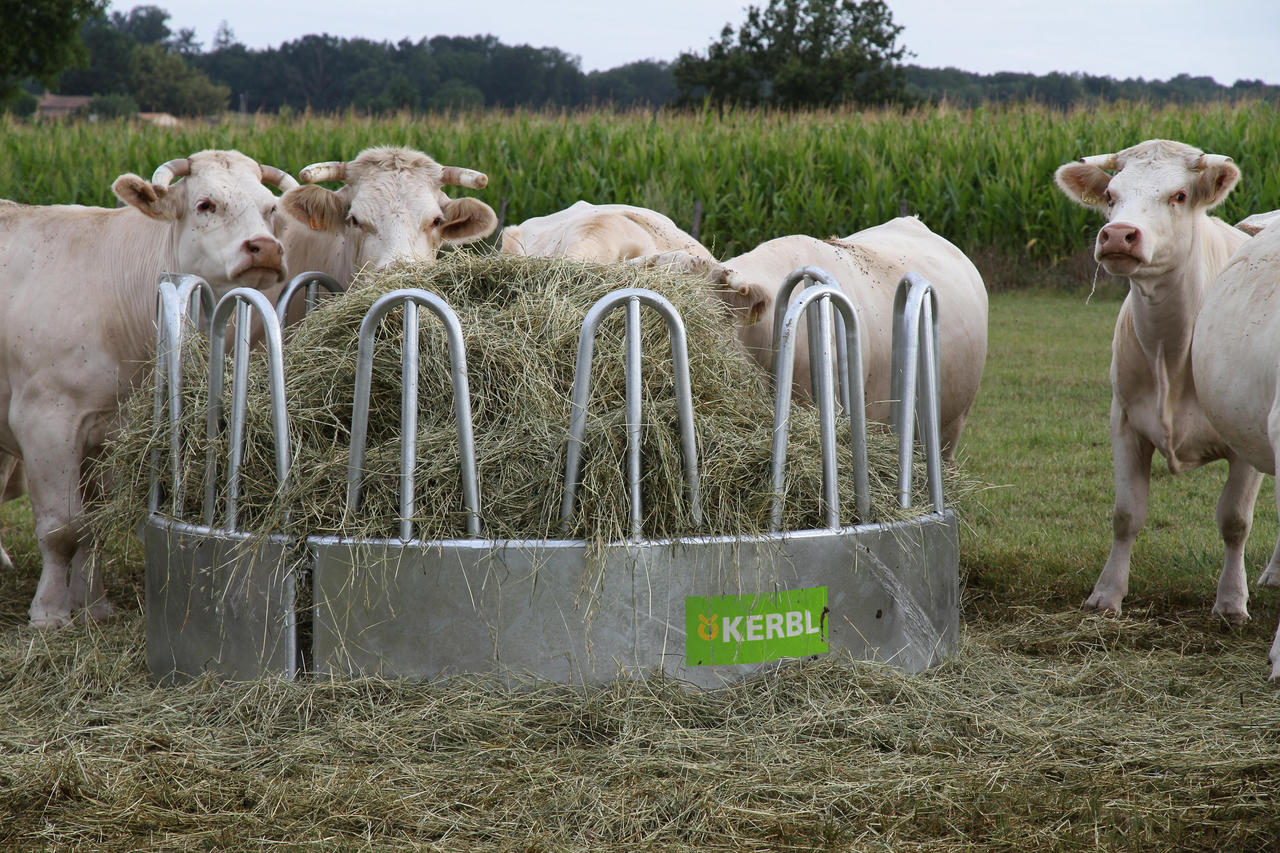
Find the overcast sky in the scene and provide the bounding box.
[144,0,1280,86]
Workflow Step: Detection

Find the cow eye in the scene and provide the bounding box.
[1172,190,1188,204]
[196,198,216,214]
[346,213,362,230]
[431,215,444,228]
[1104,190,1113,206]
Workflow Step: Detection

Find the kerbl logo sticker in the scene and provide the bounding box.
[685,587,829,666]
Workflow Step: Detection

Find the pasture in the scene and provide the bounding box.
[3,104,1280,848]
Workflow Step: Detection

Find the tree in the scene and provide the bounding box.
[673,0,909,108]
[213,21,238,51]
[130,43,228,115]
[0,0,105,100]
[110,4,170,46]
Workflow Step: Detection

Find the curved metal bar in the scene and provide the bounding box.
[345,289,479,539]
[274,270,345,324]
[161,272,216,334]
[560,287,701,536]
[204,288,290,531]
[769,283,868,531]
[150,275,215,515]
[769,266,852,410]
[891,273,944,511]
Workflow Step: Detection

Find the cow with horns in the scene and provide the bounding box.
[276,146,497,295]
[1053,138,1257,623]
[0,150,295,628]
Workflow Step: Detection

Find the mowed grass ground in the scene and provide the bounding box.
[3,283,1280,850]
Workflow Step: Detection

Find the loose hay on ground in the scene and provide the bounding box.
[2,610,1277,850]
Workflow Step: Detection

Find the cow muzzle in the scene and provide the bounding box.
[1095,222,1146,273]
[232,236,287,285]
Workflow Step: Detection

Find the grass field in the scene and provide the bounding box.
[4,283,1280,850]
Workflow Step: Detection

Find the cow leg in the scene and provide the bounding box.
[1270,617,1280,681]
[1259,424,1280,588]
[17,422,95,628]
[1210,455,1262,624]
[0,452,20,571]
[1259,536,1280,588]
[939,413,967,464]
[1085,405,1153,615]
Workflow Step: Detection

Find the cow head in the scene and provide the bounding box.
[1054,139,1240,279]
[280,146,498,272]
[112,149,294,290]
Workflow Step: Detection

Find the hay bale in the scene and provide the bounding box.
[94,253,956,549]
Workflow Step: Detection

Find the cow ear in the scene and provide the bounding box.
[714,276,772,327]
[497,225,525,255]
[1054,162,1111,211]
[281,185,347,231]
[113,173,178,221]
[440,197,498,246]
[1195,160,1241,210]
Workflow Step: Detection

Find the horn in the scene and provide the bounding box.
[259,164,299,192]
[1196,153,1235,171]
[299,161,348,184]
[1078,153,1118,170]
[151,158,191,186]
[441,166,489,190]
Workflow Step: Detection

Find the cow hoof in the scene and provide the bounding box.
[1259,567,1280,588]
[1211,603,1250,625]
[1082,594,1123,616]
[28,610,73,630]
[81,599,116,623]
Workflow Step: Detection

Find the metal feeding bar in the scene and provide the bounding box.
[891,272,944,512]
[150,274,215,515]
[769,266,852,412]
[560,287,702,539]
[203,288,291,531]
[769,278,869,531]
[274,271,344,324]
[345,288,480,540]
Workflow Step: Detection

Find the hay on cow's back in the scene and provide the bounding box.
[94,253,955,550]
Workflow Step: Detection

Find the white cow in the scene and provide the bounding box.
[278,146,497,295]
[655,216,988,460]
[1054,139,1256,621]
[498,200,714,264]
[1193,223,1280,677]
[0,150,294,628]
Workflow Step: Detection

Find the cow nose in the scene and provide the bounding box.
[244,236,283,267]
[1098,223,1142,257]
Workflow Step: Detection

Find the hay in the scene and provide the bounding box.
[2,608,1277,850]
[94,253,961,550]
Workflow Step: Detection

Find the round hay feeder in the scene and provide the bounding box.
[140,262,960,687]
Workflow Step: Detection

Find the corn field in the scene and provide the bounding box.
[2,100,1278,269]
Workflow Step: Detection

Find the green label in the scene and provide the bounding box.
[685,587,829,666]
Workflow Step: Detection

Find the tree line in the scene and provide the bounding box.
[3,0,1277,118]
